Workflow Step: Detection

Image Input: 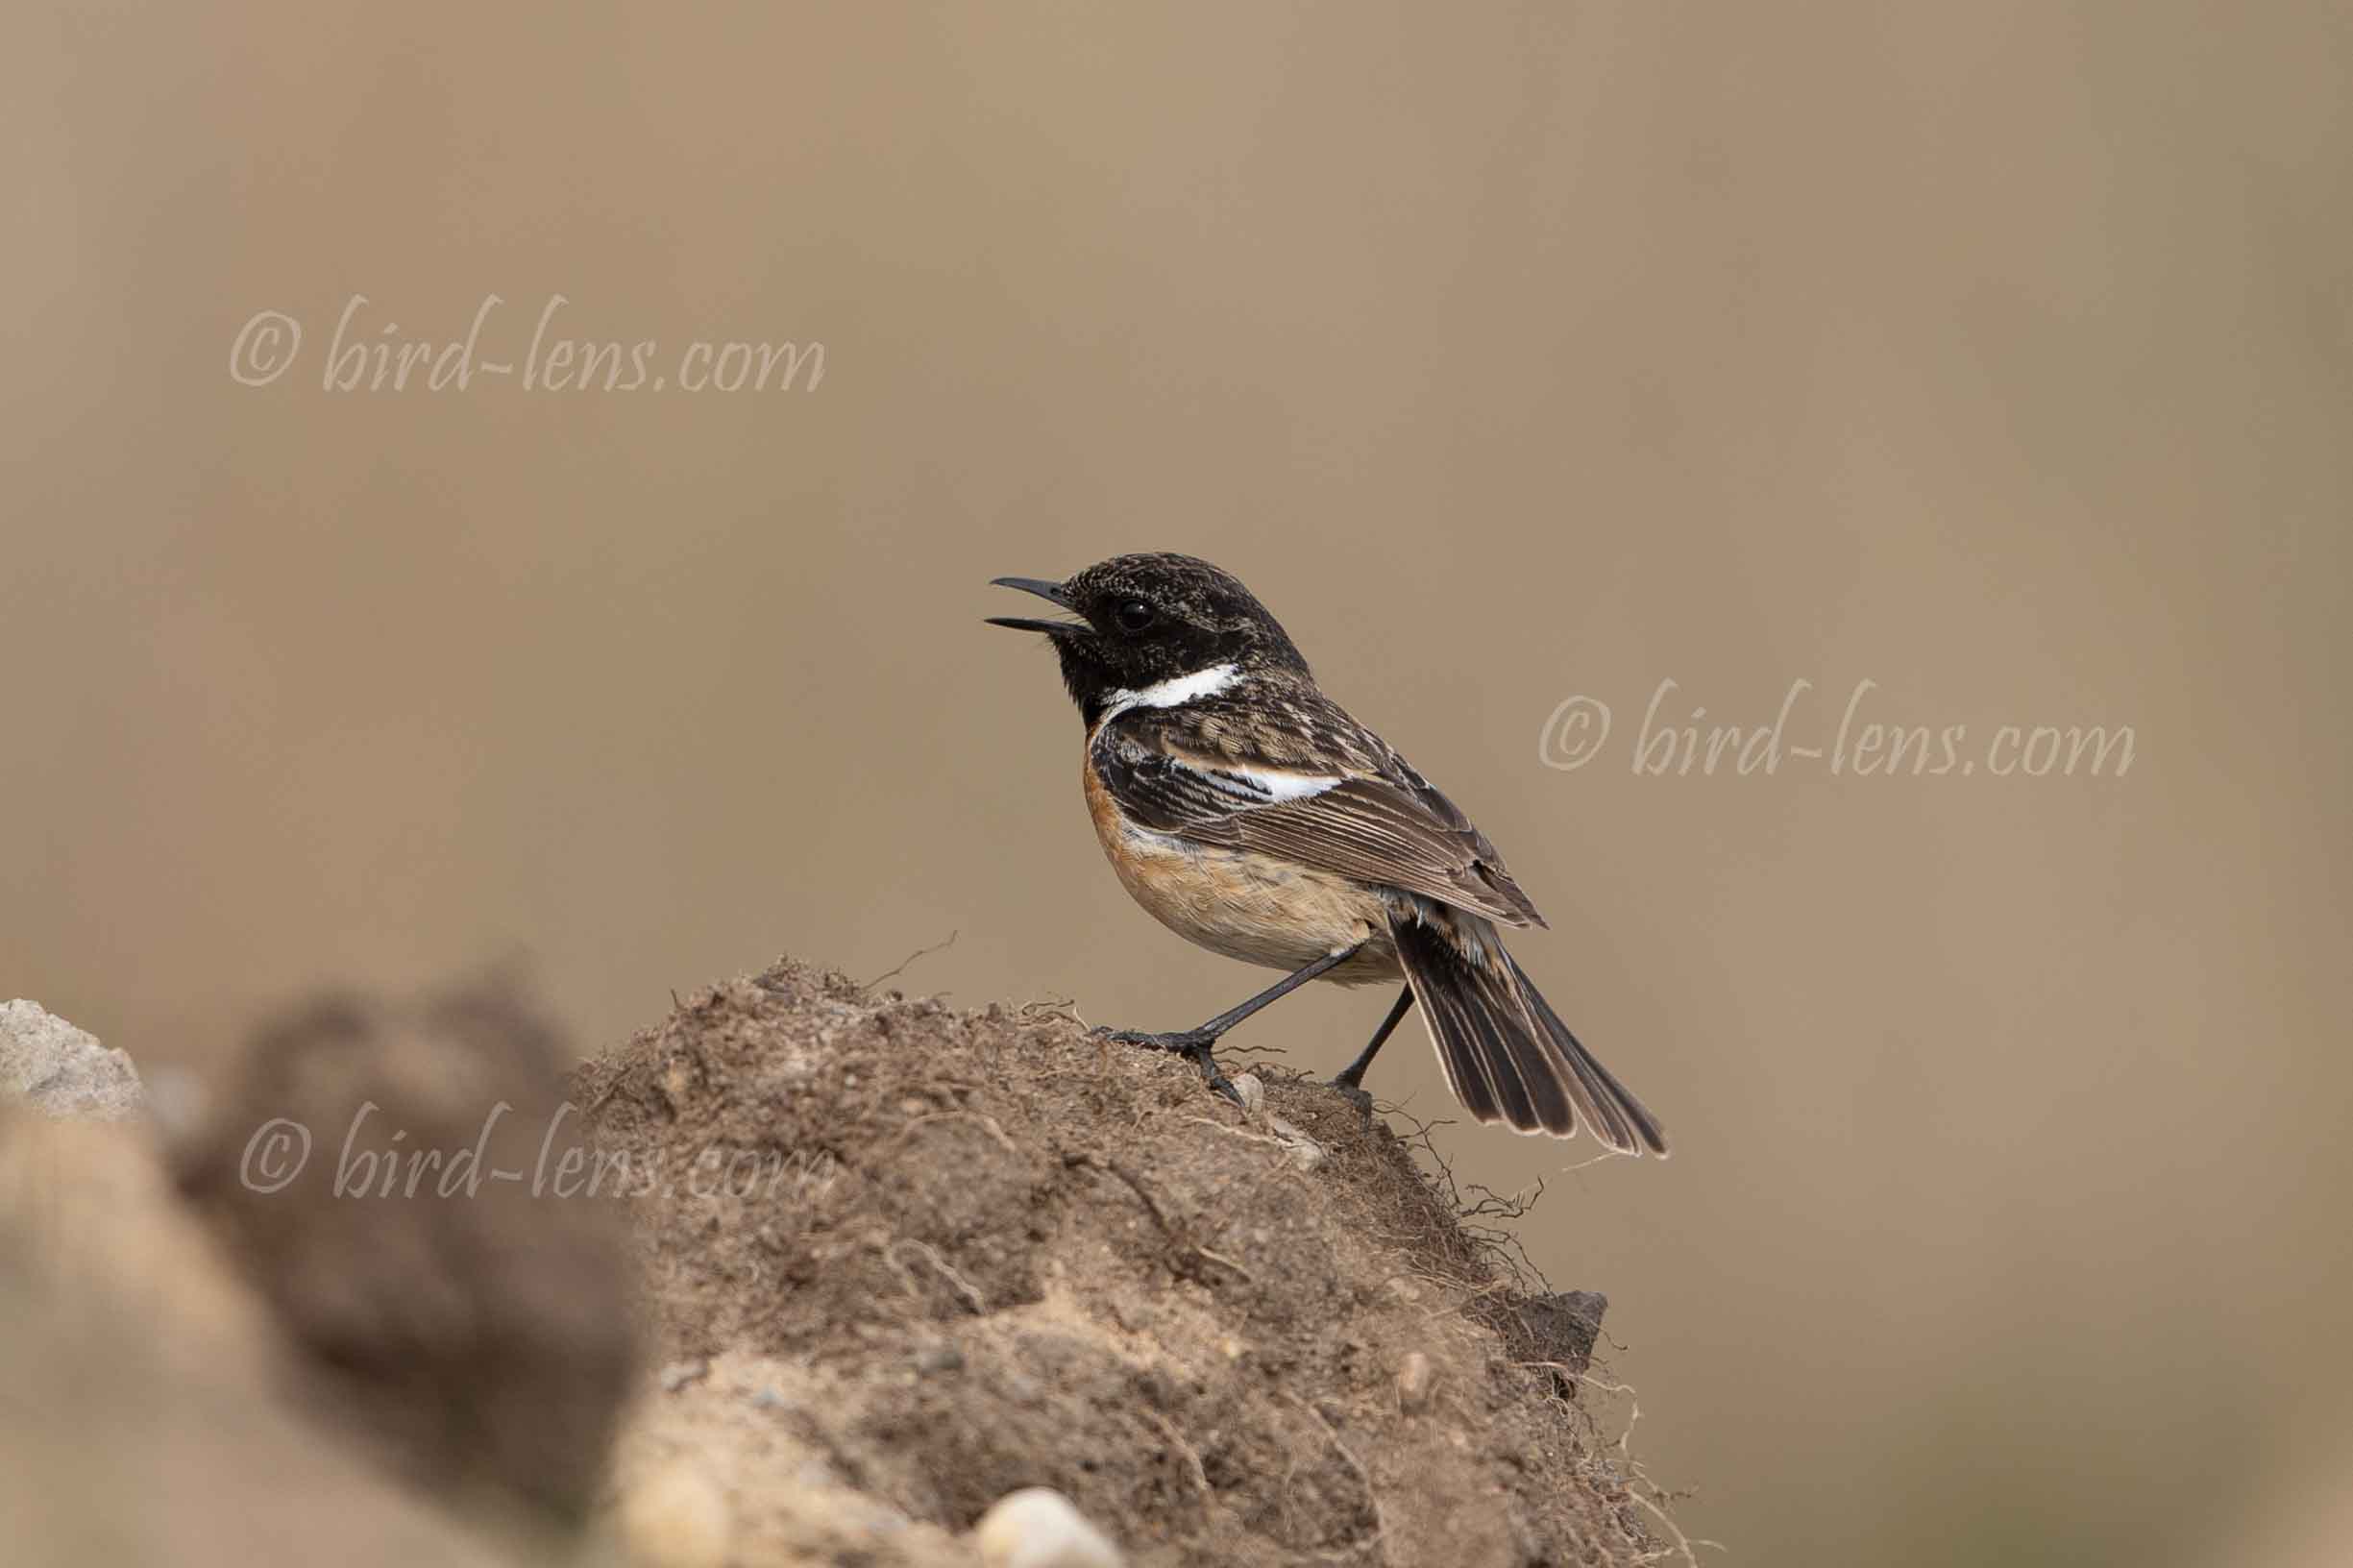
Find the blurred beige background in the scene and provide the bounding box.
[6,3,2348,1563]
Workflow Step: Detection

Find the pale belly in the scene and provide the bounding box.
[1083,759,1403,986]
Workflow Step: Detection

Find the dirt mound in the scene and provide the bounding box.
[575,957,1659,1567]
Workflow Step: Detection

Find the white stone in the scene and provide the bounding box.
[1397,1350,1436,1414]
[973,1486,1124,1568]
[1267,1115,1326,1173]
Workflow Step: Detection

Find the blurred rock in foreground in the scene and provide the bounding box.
[175,982,642,1522]
[0,998,144,1119]
[0,1110,516,1567]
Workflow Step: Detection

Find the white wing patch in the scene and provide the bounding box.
[1228,767,1343,802]
[1172,754,1344,804]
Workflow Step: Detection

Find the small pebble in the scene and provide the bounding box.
[973,1487,1125,1568]
[1267,1115,1325,1172]
[1397,1351,1436,1414]
[618,1461,732,1568]
[1231,1073,1266,1115]
[657,1358,709,1393]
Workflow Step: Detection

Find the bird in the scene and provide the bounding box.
[986,552,1667,1154]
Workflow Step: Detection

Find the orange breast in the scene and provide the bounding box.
[1080,747,1400,983]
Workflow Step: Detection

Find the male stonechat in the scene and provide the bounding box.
[987,553,1667,1154]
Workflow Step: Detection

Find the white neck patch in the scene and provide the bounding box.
[1098,662,1239,723]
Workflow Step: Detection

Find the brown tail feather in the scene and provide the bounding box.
[1389,913,1668,1155]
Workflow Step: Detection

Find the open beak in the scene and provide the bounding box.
[985,576,1081,635]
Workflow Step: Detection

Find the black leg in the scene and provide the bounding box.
[1331,986,1415,1092]
[1096,943,1364,1104]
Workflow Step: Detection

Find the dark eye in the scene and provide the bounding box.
[1113,600,1156,633]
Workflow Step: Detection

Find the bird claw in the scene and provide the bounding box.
[1090,1025,1214,1053]
[1090,1026,1244,1106]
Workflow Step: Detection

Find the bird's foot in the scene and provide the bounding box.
[1322,1078,1376,1117]
[1090,1026,1243,1106]
[1090,1023,1219,1056]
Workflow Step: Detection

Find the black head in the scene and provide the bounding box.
[987,552,1310,723]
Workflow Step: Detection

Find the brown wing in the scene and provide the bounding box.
[1093,689,1546,929]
